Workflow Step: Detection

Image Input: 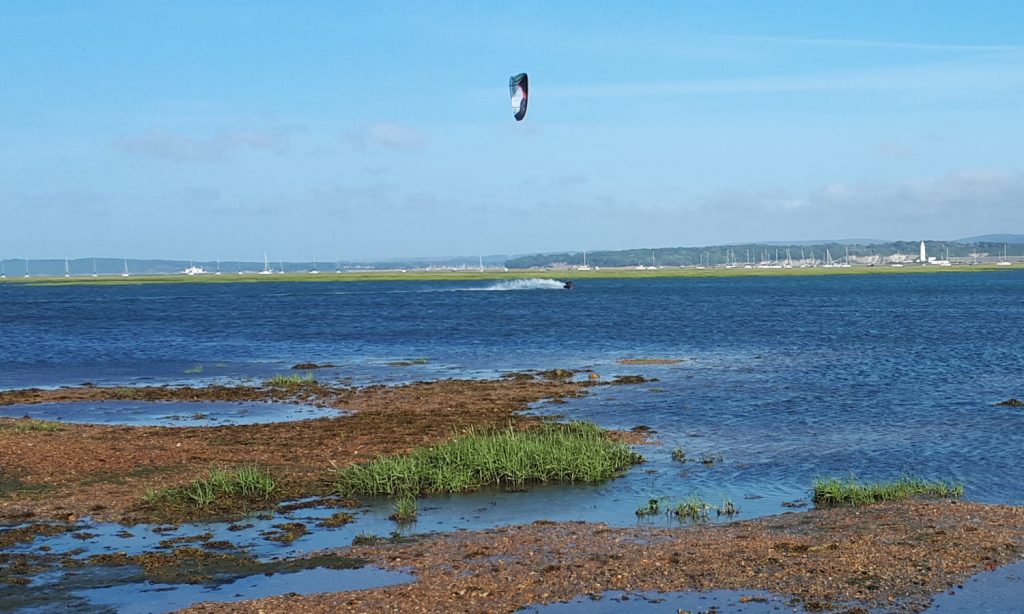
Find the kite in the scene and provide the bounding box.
[509,73,528,121]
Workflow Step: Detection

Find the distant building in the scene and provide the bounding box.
[919,241,926,263]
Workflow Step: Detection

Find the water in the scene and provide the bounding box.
[0,400,340,427]
[2,272,1023,610]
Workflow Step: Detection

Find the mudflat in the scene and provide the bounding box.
[181,499,1024,613]
[0,375,594,523]
[2,375,1023,613]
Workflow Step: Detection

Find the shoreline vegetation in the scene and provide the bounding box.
[0,262,1020,286]
[1,373,1022,613]
[333,422,644,498]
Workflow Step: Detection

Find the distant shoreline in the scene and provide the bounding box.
[0,263,1019,285]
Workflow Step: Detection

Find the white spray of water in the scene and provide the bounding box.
[474,278,567,291]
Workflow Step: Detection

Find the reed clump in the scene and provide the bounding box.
[390,496,418,524]
[812,476,963,507]
[334,422,643,497]
[145,465,276,509]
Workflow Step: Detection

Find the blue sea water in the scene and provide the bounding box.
[2,271,1023,611]
[2,273,1022,504]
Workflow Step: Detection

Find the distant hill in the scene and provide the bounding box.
[758,238,891,246]
[503,240,1024,269]
[6,238,1024,277]
[954,234,1024,244]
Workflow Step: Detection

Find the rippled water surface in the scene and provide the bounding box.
[3,273,1022,504]
[2,272,1023,610]
[0,400,340,426]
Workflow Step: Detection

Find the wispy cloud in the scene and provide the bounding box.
[682,168,1024,239]
[344,122,427,150]
[115,127,293,161]
[546,55,1024,98]
[521,175,588,191]
[555,175,587,190]
[718,35,1024,53]
[522,168,1024,246]
[224,183,397,217]
[872,142,918,161]
[13,190,112,215]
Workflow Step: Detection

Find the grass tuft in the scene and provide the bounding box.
[0,418,62,432]
[673,496,712,521]
[264,373,316,389]
[145,465,276,509]
[390,495,418,524]
[812,476,964,507]
[333,421,643,497]
[635,498,661,518]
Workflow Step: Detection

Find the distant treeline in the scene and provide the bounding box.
[0,256,507,277]
[503,241,1023,269]
[4,241,1021,276]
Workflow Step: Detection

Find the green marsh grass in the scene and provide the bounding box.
[812,476,963,507]
[352,532,384,546]
[264,373,316,388]
[390,496,418,524]
[0,419,62,432]
[145,465,276,509]
[635,498,661,518]
[673,496,712,521]
[333,421,643,497]
[112,387,136,399]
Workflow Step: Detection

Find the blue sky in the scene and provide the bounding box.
[2,1,1022,260]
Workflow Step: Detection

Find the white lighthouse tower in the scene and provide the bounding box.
[919,241,927,264]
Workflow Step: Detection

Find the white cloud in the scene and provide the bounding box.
[13,190,112,215]
[872,142,917,160]
[682,168,1024,240]
[344,122,427,150]
[115,127,292,161]
[718,35,1024,53]
[546,53,1024,98]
